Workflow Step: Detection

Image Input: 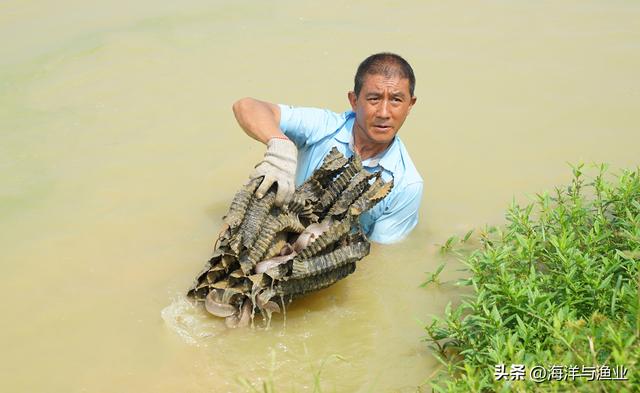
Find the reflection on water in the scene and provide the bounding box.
[1,1,639,392]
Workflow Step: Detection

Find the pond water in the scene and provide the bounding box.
[1,1,639,392]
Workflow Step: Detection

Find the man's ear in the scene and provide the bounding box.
[408,96,417,112]
[348,91,357,110]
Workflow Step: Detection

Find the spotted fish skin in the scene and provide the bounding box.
[291,241,370,279]
[239,214,280,274]
[319,146,349,171]
[290,178,323,213]
[349,176,394,216]
[317,154,363,212]
[328,170,378,216]
[242,213,305,274]
[289,149,344,213]
[307,147,349,184]
[295,218,352,261]
[276,262,357,297]
[188,147,396,323]
[190,281,211,301]
[205,266,226,284]
[188,248,229,298]
[263,232,288,260]
[223,178,261,229]
[241,189,276,248]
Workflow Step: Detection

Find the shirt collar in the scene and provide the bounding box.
[336,111,401,174]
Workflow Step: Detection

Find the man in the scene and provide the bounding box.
[232,52,423,244]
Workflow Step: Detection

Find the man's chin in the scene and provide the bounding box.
[369,130,395,145]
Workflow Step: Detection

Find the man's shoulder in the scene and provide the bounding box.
[279,104,352,125]
[278,105,354,148]
[279,105,355,145]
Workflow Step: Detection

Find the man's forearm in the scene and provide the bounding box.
[232,97,286,144]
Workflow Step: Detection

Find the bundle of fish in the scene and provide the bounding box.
[187,147,393,327]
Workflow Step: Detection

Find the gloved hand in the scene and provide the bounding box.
[249,137,297,206]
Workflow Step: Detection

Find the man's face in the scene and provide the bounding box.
[348,73,417,147]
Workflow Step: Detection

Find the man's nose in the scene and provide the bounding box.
[377,99,391,118]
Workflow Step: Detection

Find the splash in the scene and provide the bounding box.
[160,295,218,345]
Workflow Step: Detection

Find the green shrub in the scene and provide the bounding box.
[424,165,640,392]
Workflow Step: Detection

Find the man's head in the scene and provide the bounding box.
[348,52,417,149]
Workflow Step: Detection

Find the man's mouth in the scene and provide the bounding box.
[373,125,392,132]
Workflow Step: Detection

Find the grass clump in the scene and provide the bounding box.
[424,164,640,392]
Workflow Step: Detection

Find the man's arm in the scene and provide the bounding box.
[232,97,285,144]
[231,97,297,206]
[230,99,347,205]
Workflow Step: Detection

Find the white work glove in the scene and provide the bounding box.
[249,137,297,206]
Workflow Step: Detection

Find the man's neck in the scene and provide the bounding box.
[352,126,392,161]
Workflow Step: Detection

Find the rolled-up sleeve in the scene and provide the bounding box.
[367,181,423,244]
[278,104,347,148]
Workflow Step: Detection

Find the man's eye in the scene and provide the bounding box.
[368,97,380,102]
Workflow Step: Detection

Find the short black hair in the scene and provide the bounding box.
[354,52,416,97]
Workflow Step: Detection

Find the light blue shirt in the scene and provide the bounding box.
[279,104,423,244]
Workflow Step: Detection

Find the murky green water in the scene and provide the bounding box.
[1,1,639,392]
